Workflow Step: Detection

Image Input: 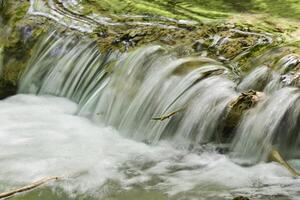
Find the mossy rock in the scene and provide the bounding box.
[0,1,69,98]
[225,90,265,132]
[0,79,17,99]
[279,54,300,87]
[238,43,300,74]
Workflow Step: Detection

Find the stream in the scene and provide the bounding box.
[1,95,300,200]
[1,0,300,199]
[0,32,299,199]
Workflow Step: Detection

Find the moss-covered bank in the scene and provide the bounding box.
[0,1,63,98]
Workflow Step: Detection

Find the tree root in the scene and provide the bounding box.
[268,149,299,177]
[152,108,184,121]
[0,176,60,199]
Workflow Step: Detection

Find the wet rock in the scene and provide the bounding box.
[225,90,265,132]
[276,54,300,73]
[192,39,207,52]
[21,25,33,42]
[160,35,176,46]
[0,0,7,14]
[0,79,17,99]
[244,40,300,74]
[281,71,300,87]
[278,54,300,87]
[0,1,69,99]
[0,46,3,71]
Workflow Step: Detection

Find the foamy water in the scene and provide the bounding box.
[0,94,300,199]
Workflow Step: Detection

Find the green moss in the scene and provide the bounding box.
[0,1,55,98]
[0,0,7,12]
[81,0,231,22]
[0,78,17,99]
[81,0,300,23]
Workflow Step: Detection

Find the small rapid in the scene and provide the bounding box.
[19,33,238,147]
[18,32,300,161]
[231,88,300,164]
[1,95,300,200]
[1,31,300,199]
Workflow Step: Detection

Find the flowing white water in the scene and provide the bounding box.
[19,33,237,147]
[231,88,300,164]
[237,66,273,92]
[1,94,300,200]
[3,32,300,199]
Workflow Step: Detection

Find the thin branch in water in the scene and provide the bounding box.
[152,108,184,121]
[268,149,299,177]
[0,176,61,199]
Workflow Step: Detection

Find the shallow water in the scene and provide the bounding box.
[1,94,300,200]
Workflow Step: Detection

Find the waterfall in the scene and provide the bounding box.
[19,32,238,147]
[20,32,119,103]
[4,0,300,198]
[19,32,300,164]
[237,66,273,92]
[231,88,300,164]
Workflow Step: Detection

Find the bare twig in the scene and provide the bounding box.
[0,176,60,199]
[152,108,184,121]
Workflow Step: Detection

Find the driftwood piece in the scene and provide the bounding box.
[152,108,184,121]
[0,176,60,199]
[268,149,299,177]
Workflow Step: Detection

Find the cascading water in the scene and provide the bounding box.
[231,88,300,164]
[20,32,238,147]
[2,31,300,199]
[237,66,273,92]
[20,32,300,158]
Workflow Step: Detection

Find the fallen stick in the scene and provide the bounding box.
[0,176,60,199]
[152,108,184,121]
[268,149,299,177]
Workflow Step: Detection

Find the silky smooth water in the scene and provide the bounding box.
[19,33,238,147]
[1,95,300,200]
[232,88,300,164]
[3,30,300,199]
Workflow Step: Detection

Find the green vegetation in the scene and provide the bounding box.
[81,0,300,21]
[0,1,50,98]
